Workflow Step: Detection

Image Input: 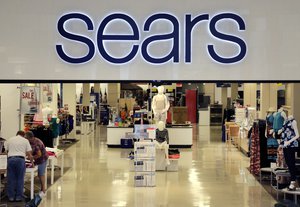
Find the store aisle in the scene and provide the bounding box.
[39,126,277,207]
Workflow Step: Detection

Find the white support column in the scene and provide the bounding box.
[285,83,300,121]
[292,84,300,122]
[107,83,120,108]
[231,83,239,101]
[244,83,257,108]
[270,83,278,110]
[260,83,269,119]
[48,84,58,115]
[82,83,90,107]
[204,83,215,104]
[0,84,20,139]
[221,87,228,109]
[62,84,76,138]
[94,83,100,93]
[214,86,222,104]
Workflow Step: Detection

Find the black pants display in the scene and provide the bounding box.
[275,132,281,139]
[283,147,297,181]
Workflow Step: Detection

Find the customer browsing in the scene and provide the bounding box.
[5,131,34,202]
[25,131,49,194]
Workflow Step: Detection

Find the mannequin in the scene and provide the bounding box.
[42,104,53,126]
[272,107,287,139]
[265,107,276,138]
[152,86,170,124]
[265,107,278,163]
[51,114,60,147]
[155,121,170,165]
[278,115,299,191]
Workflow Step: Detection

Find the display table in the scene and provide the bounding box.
[48,150,64,186]
[0,167,39,200]
[168,126,193,147]
[198,108,210,126]
[107,127,133,147]
[46,148,64,186]
[26,166,38,199]
[107,125,193,148]
[81,121,95,135]
[270,168,290,200]
[282,188,300,205]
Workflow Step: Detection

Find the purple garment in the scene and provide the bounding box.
[29,138,49,165]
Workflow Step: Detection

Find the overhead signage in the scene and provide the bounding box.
[20,86,40,114]
[56,12,247,65]
[1,0,300,81]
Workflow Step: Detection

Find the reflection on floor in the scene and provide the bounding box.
[38,125,277,207]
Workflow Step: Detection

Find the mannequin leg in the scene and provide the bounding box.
[155,140,162,149]
[154,112,162,124]
[162,141,170,165]
[275,132,281,139]
[161,113,167,124]
[155,141,170,165]
[283,147,297,190]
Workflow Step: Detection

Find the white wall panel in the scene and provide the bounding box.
[0,1,300,81]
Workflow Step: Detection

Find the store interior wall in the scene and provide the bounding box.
[62,83,76,138]
[48,84,58,116]
[214,87,222,104]
[2,82,300,141]
[293,83,300,122]
[230,83,238,101]
[82,83,91,107]
[94,83,100,93]
[0,84,20,139]
[204,83,215,104]
[107,83,120,108]
[244,83,257,108]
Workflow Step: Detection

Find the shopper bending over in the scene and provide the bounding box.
[25,131,49,193]
[5,130,34,202]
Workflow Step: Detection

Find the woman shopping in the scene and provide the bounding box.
[25,131,49,194]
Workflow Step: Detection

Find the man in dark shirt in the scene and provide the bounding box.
[155,121,170,165]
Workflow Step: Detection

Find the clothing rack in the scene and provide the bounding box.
[30,125,55,148]
[58,111,75,144]
[249,119,268,175]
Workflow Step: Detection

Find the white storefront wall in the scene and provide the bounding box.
[0,1,299,81]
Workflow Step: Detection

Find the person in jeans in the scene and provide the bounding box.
[25,131,49,193]
[5,131,34,202]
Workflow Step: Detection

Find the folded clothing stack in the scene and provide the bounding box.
[168,149,180,159]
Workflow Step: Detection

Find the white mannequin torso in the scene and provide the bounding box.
[152,86,169,113]
[42,105,53,125]
[153,94,167,111]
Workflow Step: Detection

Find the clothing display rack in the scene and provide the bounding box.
[30,125,54,148]
[58,111,75,144]
[249,119,268,175]
[134,139,156,187]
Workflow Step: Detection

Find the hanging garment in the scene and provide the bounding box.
[267,138,278,162]
[266,113,274,128]
[258,119,269,168]
[273,112,285,133]
[50,118,60,137]
[276,145,287,168]
[280,118,298,148]
[155,128,169,143]
[250,123,260,175]
[266,113,274,137]
[31,126,54,148]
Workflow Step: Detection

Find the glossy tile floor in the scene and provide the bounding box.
[39,125,277,207]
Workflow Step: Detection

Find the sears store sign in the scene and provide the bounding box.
[56,12,247,65]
